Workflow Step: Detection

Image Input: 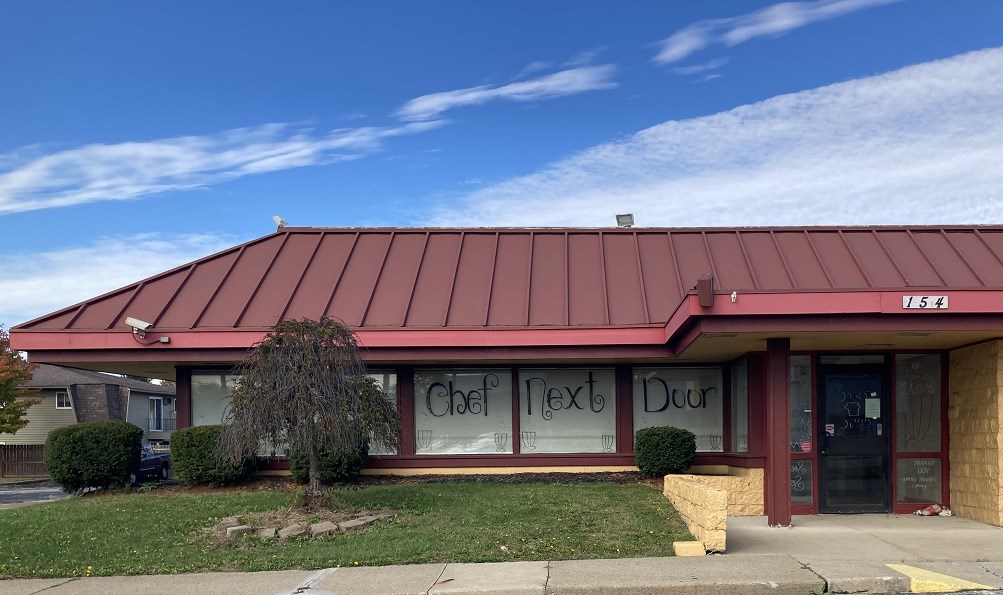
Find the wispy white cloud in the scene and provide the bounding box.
[654,0,900,64]
[425,47,1003,227]
[0,233,236,328]
[0,121,443,214]
[563,47,607,67]
[672,58,730,76]
[396,65,618,122]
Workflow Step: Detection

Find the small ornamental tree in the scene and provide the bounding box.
[217,317,398,507]
[0,326,39,434]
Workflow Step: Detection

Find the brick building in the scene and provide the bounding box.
[11,225,1003,526]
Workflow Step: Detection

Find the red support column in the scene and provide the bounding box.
[765,338,792,527]
[399,367,416,456]
[174,367,192,429]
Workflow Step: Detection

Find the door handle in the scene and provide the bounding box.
[820,432,832,455]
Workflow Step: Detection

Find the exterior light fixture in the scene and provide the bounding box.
[615,213,634,228]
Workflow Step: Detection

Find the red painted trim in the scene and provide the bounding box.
[368,454,638,468]
[20,345,676,367]
[511,369,521,455]
[399,368,416,457]
[175,367,192,430]
[747,353,766,457]
[663,289,1003,348]
[809,355,819,514]
[765,339,792,526]
[11,326,669,352]
[616,366,633,454]
[722,361,732,454]
[941,351,951,508]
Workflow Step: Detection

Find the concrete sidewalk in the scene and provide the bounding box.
[3,514,1002,594]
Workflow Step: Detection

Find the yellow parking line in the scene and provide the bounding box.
[886,564,992,593]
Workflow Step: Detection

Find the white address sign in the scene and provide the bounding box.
[902,295,948,309]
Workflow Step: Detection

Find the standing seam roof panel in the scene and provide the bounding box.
[705,233,757,290]
[283,233,356,322]
[602,233,647,325]
[670,233,715,293]
[405,233,463,327]
[110,270,190,331]
[364,233,427,326]
[773,232,832,288]
[946,231,1003,285]
[326,233,393,326]
[635,233,681,324]
[568,233,608,326]
[529,234,567,326]
[444,233,496,326]
[874,231,943,287]
[199,235,286,327]
[487,234,532,326]
[240,233,328,327]
[740,233,795,290]
[157,251,240,329]
[808,233,870,287]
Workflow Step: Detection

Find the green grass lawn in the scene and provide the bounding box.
[0,480,690,579]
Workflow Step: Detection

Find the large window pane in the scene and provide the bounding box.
[520,368,615,453]
[897,458,942,504]
[895,354,941,452]
[790,356,813,453]
[191,372,239,426]
[415,370,512,454]
[731,359,749,453]
[368,371,398,456]
[791,459,813,504]
[633,367,724,452]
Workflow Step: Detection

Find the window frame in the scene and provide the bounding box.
[55,391,72,409]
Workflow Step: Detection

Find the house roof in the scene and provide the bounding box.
[25,363,175,395]
[14,226,1003,334]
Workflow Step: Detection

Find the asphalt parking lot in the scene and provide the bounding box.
[0,481,67,509]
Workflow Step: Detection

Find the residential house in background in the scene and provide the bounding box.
[0,364,176,446]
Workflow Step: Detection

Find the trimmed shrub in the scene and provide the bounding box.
[45,420,143,492]
[289,440,369,485]
[634,426,697,478]
[171,425,253,486]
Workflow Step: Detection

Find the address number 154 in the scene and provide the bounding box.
[902,295,948,309]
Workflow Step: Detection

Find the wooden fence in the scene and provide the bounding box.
[0,444,46,477]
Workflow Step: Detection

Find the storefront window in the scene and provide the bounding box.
[731,358,749,453]
[191,372,240,426]
[368,371,398,456]
[414,370,513,454]
[633,367,723,452]
[896,458,942,504]
[790,356,813,453]
[791,459,813,504]
[520,368,616,453]
[895,354,941,453]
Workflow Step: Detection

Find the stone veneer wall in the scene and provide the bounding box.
[663,475,727,552]
[682,467,765,516]
[949,341,1003,526]
[71,384,127,424]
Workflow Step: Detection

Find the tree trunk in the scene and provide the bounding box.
[308,445,322,497]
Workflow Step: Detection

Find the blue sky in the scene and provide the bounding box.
[2,0,1003,328]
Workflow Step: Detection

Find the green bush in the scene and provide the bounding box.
[634,426,697,478]
[289,441,369,485]
[45,420,143,492]
[171,425,253,486]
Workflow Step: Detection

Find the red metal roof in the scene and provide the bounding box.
[15,226,1003,333]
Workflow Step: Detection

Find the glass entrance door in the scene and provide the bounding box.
[818,359,890,513]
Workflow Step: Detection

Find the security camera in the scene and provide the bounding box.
[125,317,153,332]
